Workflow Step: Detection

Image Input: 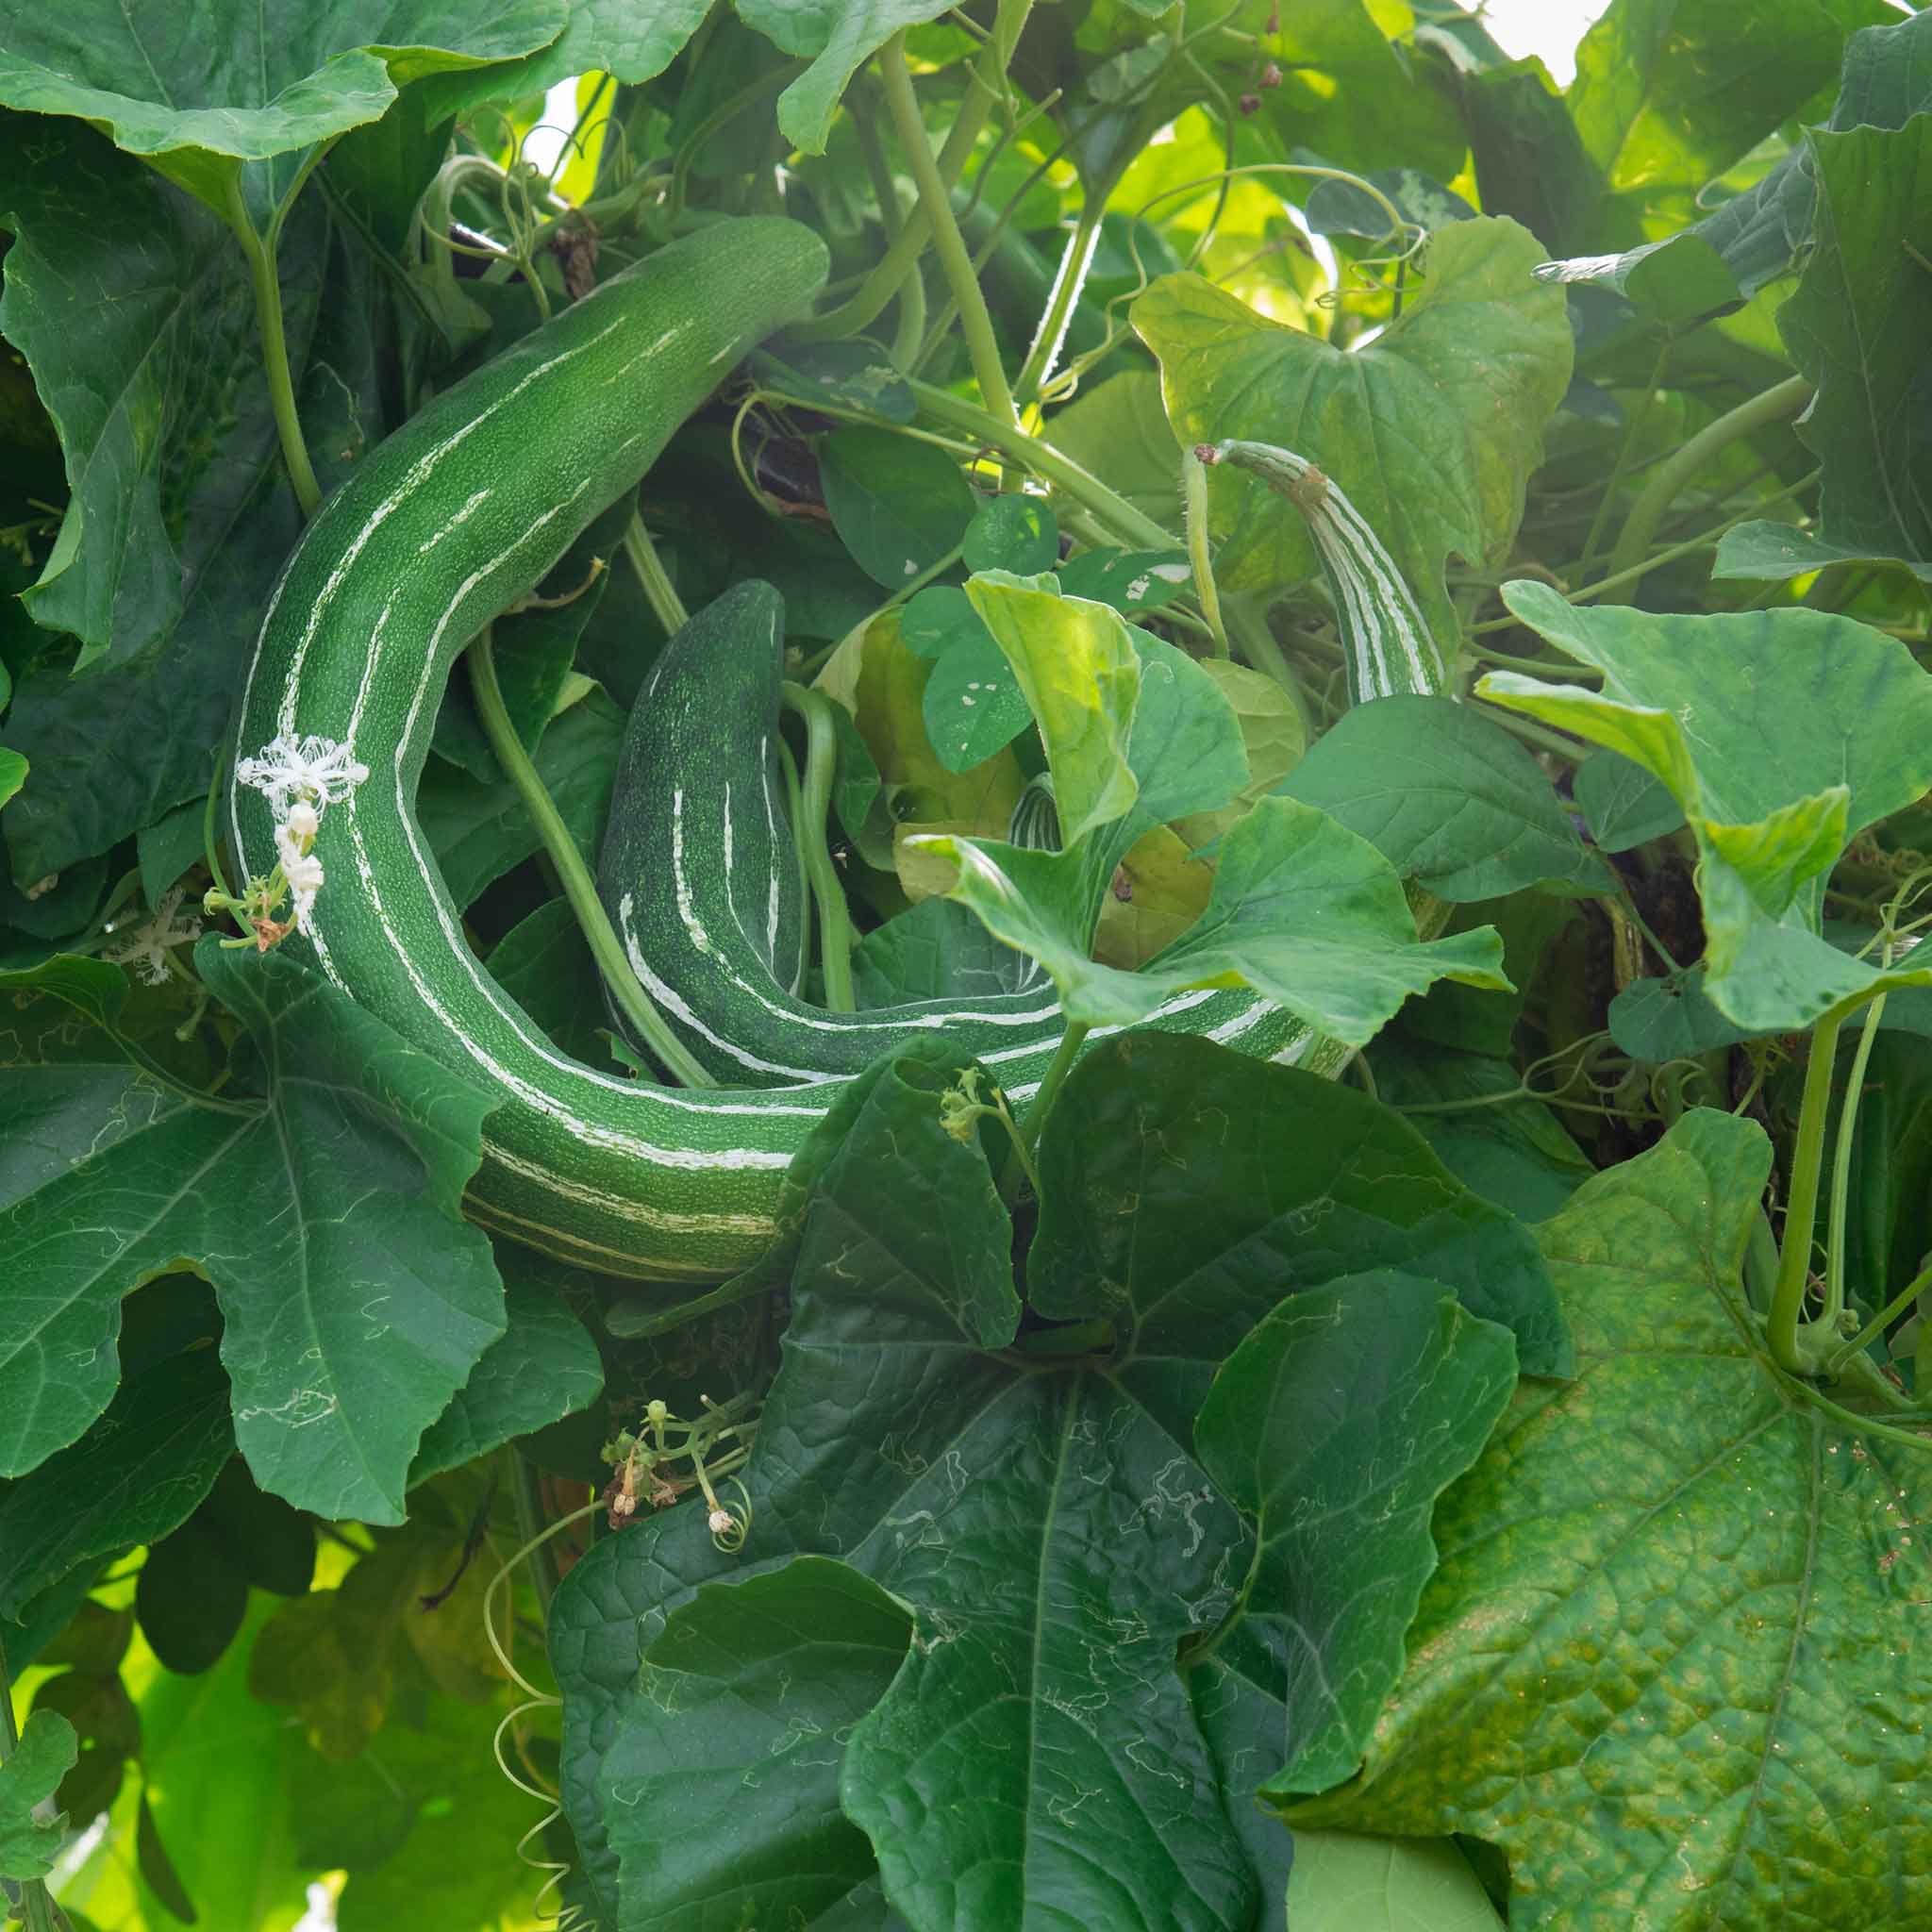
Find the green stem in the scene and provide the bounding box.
[877,36,1018,436]
[774,735,815,981]
[622,514,689,634]
[1824,992,1887,1324]
[202,752,233,903]
[1605,375,1812,588]
[796,0,1032,341]
[1014,197,1107,406]
[466,628,714,1087]
[908,379,1181,550]
[224,177,323,518]
[1768,1002,1850,1374]
[779,683,857,1012]
[1022,1019,1090,1151]
[0,1632,60,1932]
[1831,1257,1932,1375]
[1577,337,1672,575]
[1183,450,1229,657]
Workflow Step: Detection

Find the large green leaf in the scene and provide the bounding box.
[0,112,293,671]
[1484,584,1932,1030]
[916,794,1509,1038]
[601,1558,912,1929]
[1277,694,1607,899]
[733,0,955,154]
[551,1047,1229,1925]
[0,1335,231,1622]
[0,942,504,1523]
[1458,58,1599,257]
[1193,1274,1516,1800]
[963,573,1141,843]
[425,0,715,112]
[1567,0,1881,207]
[1731,120,1932,582]
[0,0,566,229]
[1550,8,1932,306]
[819,425,977,591]
[1029,1032,1572,1400]
[0,120,381,878]
[408,1270,604,1485]
[1283,1833,1506,1931]
[1287,1108,1932,1930]
[1134,218,1572,647]
[0,1707,76,1881]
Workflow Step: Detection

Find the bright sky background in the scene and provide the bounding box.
[1477,0,1605,86]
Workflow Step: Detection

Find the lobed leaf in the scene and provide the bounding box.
[916,794,1509,1039]
[1287,1109,1932,1931]
[0,941,505,1523]
[1485,584,1932,1030]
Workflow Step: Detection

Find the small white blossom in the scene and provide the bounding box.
[708,1508,736,1537]
[274,819,308,875]
[282,850,325,934]
[285,798,320,841]
[236,732,370,818]
[108,888,202,985]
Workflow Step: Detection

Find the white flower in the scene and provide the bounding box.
[708,1508,737,1537]
[282,850,325,934]
[236,732,370,818]
[285,798,320,841]
[107,887,202,985]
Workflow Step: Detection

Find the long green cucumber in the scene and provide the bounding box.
[231,222,1443,1281]
[593,581,1306,1085]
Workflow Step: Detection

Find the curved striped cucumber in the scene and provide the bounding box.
[1197,440,1447,705]
[594,580,1257,1084]
[230,220,842,1280]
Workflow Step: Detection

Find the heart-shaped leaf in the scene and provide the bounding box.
[1134,218,1573,647]
[916,795,1510,1039]
[1483,583,1932,1030]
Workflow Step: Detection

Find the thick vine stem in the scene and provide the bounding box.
[225,176,323,518]
[1183,450,1230,656]
[465,627,715,1088]
[622,514,690,634]
[1605,375,1813,587]
[1022,1019,1090,1151]
[1767,1000,1851,1375]
[1014,195,1108,406]
[877,35,1019,436]
[779,681,858,1012]
[908,378,1181,550]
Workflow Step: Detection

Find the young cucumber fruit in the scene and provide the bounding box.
[595,580,1307,1087]
[1196,439,1447,707]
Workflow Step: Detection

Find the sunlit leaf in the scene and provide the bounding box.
[1136,219,1573,650]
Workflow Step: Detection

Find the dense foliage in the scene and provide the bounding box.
[3,2,1931,1928]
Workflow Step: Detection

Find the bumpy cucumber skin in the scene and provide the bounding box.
[230,220,839,1279]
